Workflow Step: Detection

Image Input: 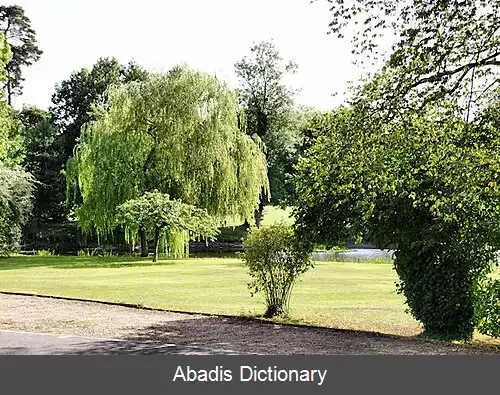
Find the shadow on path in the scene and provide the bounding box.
[68,316,499,355]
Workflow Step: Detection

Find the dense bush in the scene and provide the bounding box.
[394,244,487,340]
[242,224,313,318]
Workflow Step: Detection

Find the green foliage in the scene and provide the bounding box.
[19,107,66,222]
[321,0,500,118]
[475,277,500,338]
[0,105,24,167]
[77,248,108,258]
[115,191,219,262]
[0,32,9,83]
[50,57,149,163]
[242,224,313,318]
[77,248,118,258]
[0,5,42,104]
[216,226,247,243]
[0,33,34,254]
[265,107,314,205]
[235,41,298,139]
[0,33,24,167]
[68,66,268,249]
[310,0,500,340]
[294,103,500,340]
[36,249,56,257]
[0,166,34,254]
[235,41,300,210]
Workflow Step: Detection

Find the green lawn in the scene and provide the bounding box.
[214,205,294,242]
[261,205,294,226]
[0,255,415,335]
[0,255,497,344]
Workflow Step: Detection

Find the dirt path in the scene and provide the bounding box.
[0,293,498,355]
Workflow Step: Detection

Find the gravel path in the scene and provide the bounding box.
[0,293,498,355]
[0,293,200,339]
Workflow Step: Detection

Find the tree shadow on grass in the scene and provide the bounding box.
[0,256,180,270]
[66,316,500,355]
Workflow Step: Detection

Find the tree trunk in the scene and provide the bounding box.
[255,189,267,228]
[140,227,148,257]
[153,227,160,263]
[254,205,264,228]
[6,79,12,106]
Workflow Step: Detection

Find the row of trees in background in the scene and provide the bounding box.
[67,66,269,257]
[0,4,304,251]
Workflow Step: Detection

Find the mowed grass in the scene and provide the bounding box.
[0,255,498,345]
[223,205,294,228]
[261,205,294,226]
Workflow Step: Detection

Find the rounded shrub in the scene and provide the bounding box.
[242,224,313,318]
[394,243,484,341]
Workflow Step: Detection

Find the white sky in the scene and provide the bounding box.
[4,0,376,111]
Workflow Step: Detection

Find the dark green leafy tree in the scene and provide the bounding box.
[242,223,313,318]
[235,41,299,223]
[294,103,500,340]
[18,107,65,222]
[235,41,298,139]
[0,33,34,254]
[265,107,315,206]
[0,5,42,105]
[319,0,500,119]
[116,191,219,262]
[50,57,149,163]
[68,66,268,256]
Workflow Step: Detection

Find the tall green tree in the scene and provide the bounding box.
[235,41,298,139]
[50,57,149,164]
[0,32,34,254]
[235,41,298,224]
[0,5,42,105]
[68,66,268,256]
[19,107,65,222]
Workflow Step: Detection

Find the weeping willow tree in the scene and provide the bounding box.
[67,65,269,256]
